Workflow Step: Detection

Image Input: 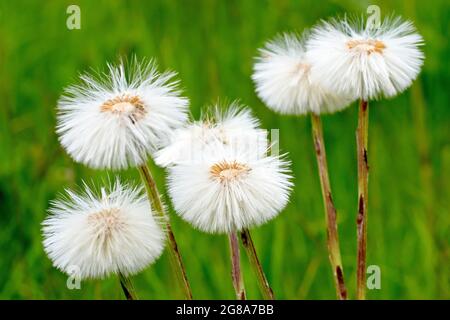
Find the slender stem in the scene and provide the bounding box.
[356,99,369,300]
[228,232,246,300]
[310,113,347,300]
[138,164,193,300]
[240,229,274,300]
[118,273,138,300]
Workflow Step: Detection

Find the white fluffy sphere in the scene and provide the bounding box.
[253,33,352,115]
[167,146,293,234]
[307,17,424,100]
[155,104,268,167]
[42,179,165,279]
[57,59,189,170]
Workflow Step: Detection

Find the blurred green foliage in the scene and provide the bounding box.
[0,0,448,299]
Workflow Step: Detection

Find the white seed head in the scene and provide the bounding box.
[154,103,268,167]
[167,146,293,234]
[42,179,165,279]
[307,16,424,100]
[56,59,189,170]
[252,33,353,115]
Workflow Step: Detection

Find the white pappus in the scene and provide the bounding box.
[167,145,293,234]
[307,16,424,100]
[252,33,353,115]
[42,179,165,279]
[154,104,269,167]
[57,59,189,170]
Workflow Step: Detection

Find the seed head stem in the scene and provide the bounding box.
[240,229,274,300]
[118,273,138,300]
[228,232,246,300]
[138,164,193,300]
[310,113,347,300]
[356,99,369,300]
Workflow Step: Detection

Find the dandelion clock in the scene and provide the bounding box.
[56,59,189,170]
[307,17,424,100]
[42,179,165,299]
[155,104,268,167]
[167,147,292,233]
[253,33,352,115]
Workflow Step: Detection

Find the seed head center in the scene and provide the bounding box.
[111,101,135,113]
[296,62,311,72]
[101,94,146,121]
[347,39,386,54]
[210,160,250,182]
[88,208,124,236]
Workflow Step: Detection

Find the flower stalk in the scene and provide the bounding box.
[138,164,193,300]
[356,99,369,300]
[118,273,138,300]
[240,228,274,300]
[310,113,347,300]
[229,232,246,300]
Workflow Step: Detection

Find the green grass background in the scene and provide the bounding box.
[0,0,448,299]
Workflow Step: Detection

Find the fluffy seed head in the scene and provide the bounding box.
[252,33,353,115]
[154,104,268,167]
[167,146,293,234]
[42,179,165,279]
[307,16,424,100]
[57,59,189,170]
